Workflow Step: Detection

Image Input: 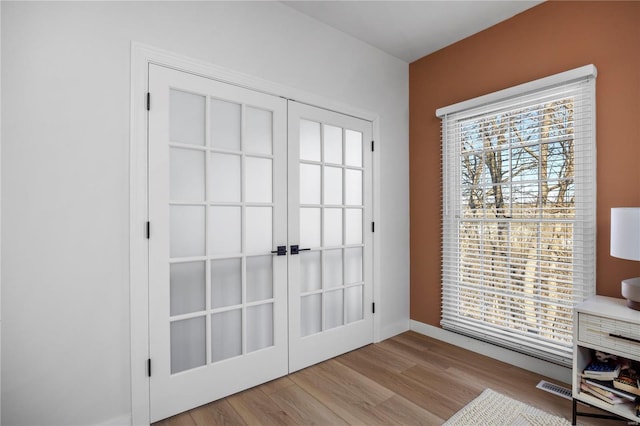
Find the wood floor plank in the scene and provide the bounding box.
[349,341,417,373]
[374,394,444,425]
[188,399,247,426]
[268,383,349,425]
[315,358,394,403]
[402,363,485,407]
[153,411,197,426]
[336,345,460,419]
[289,361,394,424]
[226,387,297,426]
[258,376,296,395]
[153,331,622,426]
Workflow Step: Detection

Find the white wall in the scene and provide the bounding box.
[1,2,409,425]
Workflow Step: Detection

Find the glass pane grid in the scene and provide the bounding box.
[170,93,280,372]
[299,119,367,337]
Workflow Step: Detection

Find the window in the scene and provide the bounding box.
[438,65,596,365]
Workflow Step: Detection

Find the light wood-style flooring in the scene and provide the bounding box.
[154,331,620,425]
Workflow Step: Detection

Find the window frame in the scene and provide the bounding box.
[437,65,597,366]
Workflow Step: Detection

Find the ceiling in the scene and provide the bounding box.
[282,1,543,63]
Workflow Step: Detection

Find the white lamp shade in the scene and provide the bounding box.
[611,207,640,261]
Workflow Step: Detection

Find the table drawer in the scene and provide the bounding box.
[578,313,640,358]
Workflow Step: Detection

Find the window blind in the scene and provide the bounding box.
[438,66,596,366]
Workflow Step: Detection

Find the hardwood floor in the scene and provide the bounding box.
[154,331,620,425]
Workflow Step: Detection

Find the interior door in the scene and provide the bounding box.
[287,101,374,372]
[148,64,288,422]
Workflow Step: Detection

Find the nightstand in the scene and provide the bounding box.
[573,295,640,424]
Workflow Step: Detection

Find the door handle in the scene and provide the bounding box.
[290,245,311,255]
[271,246,287,256]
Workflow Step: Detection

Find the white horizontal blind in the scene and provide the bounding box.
[440,68,596,365]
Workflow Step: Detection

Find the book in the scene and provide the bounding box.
[582,361,621,380]
[584,379,637,401]
[580,383,625,404]
[613,370,640,396]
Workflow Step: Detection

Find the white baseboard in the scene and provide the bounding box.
[97,414,132,426]
[410,320,572,384]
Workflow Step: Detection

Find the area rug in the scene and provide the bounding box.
[443,388,571,426]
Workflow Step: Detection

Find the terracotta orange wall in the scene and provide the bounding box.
[410,1,640,326]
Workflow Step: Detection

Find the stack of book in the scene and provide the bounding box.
[580,358,640,407]
[580,379,637,405]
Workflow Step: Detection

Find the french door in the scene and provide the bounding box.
[287,102,374,372]
[147,64,373,422]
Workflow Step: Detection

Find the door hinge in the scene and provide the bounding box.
[146,92,151,111]
[371,222,375,232]
[147,358,151,377]
[146,221,150,239]
[372,302,376,314]
[371,140,375,152]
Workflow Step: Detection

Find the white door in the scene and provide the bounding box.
[148,64,288,422]
[287,102,374,372]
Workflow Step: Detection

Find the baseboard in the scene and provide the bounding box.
[97,414,131,426]
[410,320,572,384]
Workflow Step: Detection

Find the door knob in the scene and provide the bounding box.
[271,246,287,256]
[290,245,311,255]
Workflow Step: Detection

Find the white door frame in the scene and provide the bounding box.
[129,42,381,425]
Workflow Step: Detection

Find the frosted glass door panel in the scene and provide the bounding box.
[170,148,205,201]
[323,208,342,247]
[301,294,322,337]
[345,209,362,245]
[211,258,242,308]
[300,208,321,248]
[345,285,363,324]
[345,169,362,206]
[170,90,205,146]
[323,124,342,164]
[288,100,373,374]
[325,290,343,330]
[244,107,272,155]
[246,256,273,302]
[170,262,206,316]
[345,130,363,167]
[300,120,321,162]
[247,304,273,352]
[245,157,272,203]
[300,164,321,205]
[171,317,206,374]
[345,247,363,284]
[149,64,287,422]
[300,251,321,293]
[324,249,343,289]
[209,207,241,255]
[171,206,205,258]
[324,167,343,205]
[245,207,272,253]
[211,310,242,362]
[210,153,241,203]
[210,98,241,151]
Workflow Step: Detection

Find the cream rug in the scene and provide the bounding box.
[443,388,571,426]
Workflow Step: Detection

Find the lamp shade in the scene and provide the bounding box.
[611,207,640,261]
